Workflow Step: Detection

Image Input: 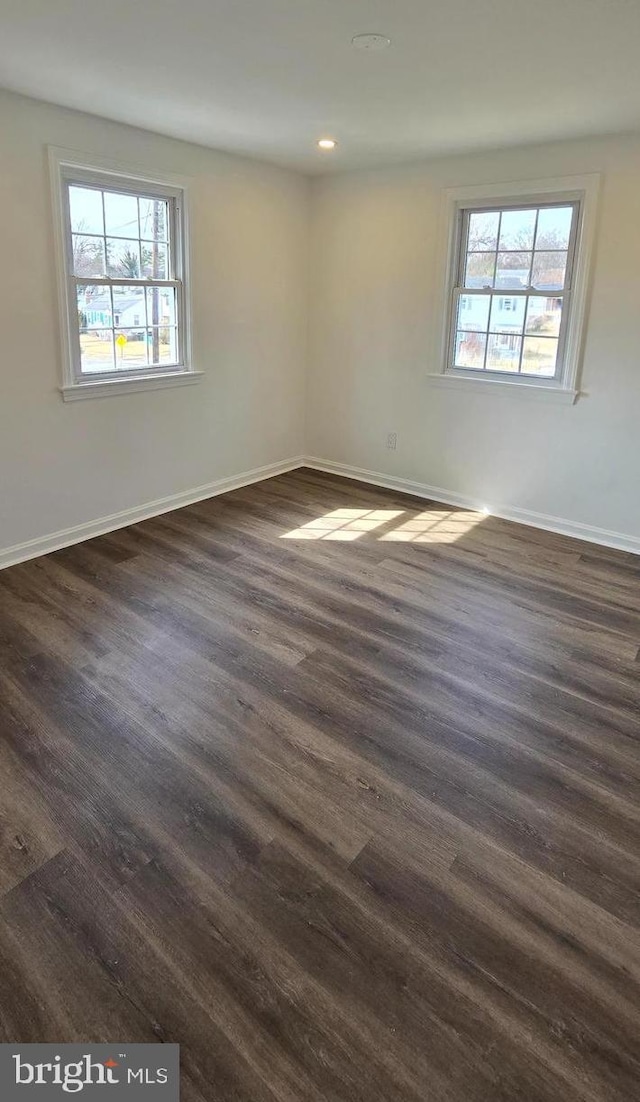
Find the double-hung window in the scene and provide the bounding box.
[437,176,599,400]
[452,201,578,379]
[50,150,196,399]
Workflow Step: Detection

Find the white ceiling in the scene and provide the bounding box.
[1,0,639,173]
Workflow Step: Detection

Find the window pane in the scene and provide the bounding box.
[138,197,168,240]
[525,297,562,338]
[114,330,149,369]
[468,210,500,251]
[464,253,495,288]
[146,286,177,327]
[535,206,573,250]
[486,333,521,372]
[80,330,115,374]
[521,336,559,376]
[531,251,567,291]
[104,191,139,238]
[498,208,536,250]
[69,186,104,235]
[456,293,490,332]
[489,295,526,334]
[112,285,146,329]
[72,234,106,276]
[77,285,112,330]
[495,252,531,289]
[149,328,179,366]
[106,238,142,277]
[141,243,169,279]
[454,330,486,369]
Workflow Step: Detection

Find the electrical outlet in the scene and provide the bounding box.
[386,432,397,450]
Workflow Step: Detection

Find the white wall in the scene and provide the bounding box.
[0,89,308,557]
[308,135,640,546]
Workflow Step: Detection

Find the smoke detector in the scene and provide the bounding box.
[351,34,392,51]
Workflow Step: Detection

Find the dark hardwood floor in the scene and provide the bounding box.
[1,467,639,1100]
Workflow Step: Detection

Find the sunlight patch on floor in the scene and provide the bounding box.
[378,509,484,544]
[281,508,405,541]
[281,505,486,543]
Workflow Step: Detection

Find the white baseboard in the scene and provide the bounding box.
[302,456,640,556]
[0,456,305,570]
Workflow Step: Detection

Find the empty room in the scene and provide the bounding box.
[0,1,639,1099]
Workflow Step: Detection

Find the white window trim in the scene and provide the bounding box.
[48,146,199,401]
[430,173,601,405]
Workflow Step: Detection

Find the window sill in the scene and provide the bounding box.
[60,370,203,402]
[425,372,579,405]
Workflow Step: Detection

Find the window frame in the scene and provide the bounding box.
[431,174,600,404]
[49,148,198,400]
[449,198,580,383]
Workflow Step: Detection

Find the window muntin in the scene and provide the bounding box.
[450,202,579,381]
[63,176,186,380]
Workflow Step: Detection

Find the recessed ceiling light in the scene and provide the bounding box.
[351,33,391,51]
[317,138,338,150]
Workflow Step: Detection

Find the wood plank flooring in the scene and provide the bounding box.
[0,467,639,1100]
